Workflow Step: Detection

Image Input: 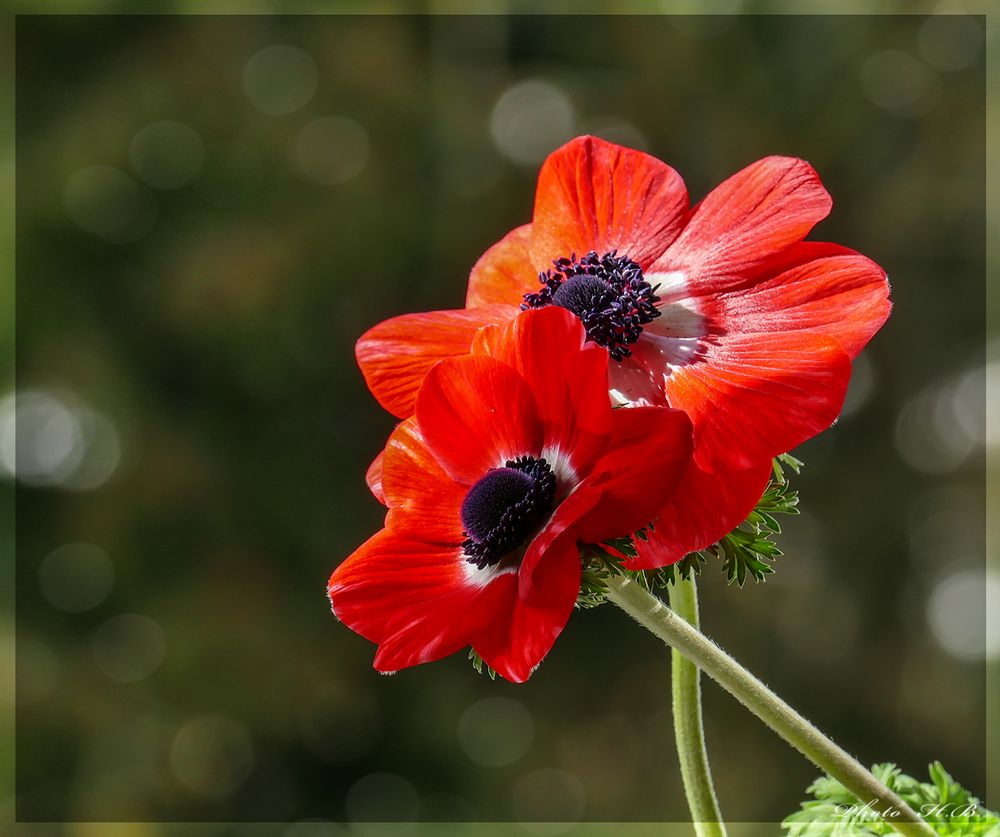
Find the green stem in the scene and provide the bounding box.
[668,574,728,837]
[605,573,936,837]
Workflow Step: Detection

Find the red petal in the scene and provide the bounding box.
[717,243,891,359]
[653,156,831,292]
[531,136,689,270]
[476,308,613,481]
[626,459,772,569]
[373,575,507,674]
[356,306,516,419]
[520,481,602,603]
[366,450,386,505]
[573,406,693,544]
[415,355,543,485]
[381,419,467,544]
[328,531,485,659]
[466,224,538,307]
[472,526,582,683]
[656,332,851,472]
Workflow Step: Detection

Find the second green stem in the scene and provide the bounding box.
[669,574,728,837]
[606,572,936,837]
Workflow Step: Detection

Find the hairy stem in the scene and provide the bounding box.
[668,574,728,836]
[605,573,936,837]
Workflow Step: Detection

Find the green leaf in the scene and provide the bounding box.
[467,648,497,680]
[776,451,804,476]
[782,762,1000,836]
[703,454,800,586]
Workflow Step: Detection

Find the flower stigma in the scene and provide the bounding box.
[461,456,556,569]
[522,250,660,361]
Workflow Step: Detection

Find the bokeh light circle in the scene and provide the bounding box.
[1,391,122,490]
[130,120,205,189]
[457,696,534,767]
[242,45,318,115]
[927,569,1000,661]
[170,714,254,797]
[295,116,370,185]
[894,366,984,475]
[918,12,983,72]
[4,391,83,483]
[490,79,575,165]
[92,613,166,682]
[64,165,157,243]
[39,543,115,613]
[860,50,942,119]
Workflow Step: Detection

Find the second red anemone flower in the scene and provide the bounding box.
[329,307,693,682]
[356,136,890,566]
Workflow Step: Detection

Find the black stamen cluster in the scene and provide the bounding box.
[521,250,661,361]
[461,456,556,570]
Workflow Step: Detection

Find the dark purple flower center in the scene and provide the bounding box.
[461,456,556,569]
[521,250,661,361]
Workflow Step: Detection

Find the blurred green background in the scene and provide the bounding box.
[5,8,991,832]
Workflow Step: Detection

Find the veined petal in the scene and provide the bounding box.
[382,419,467,544]
[653,156,831,292]
[415,355,544,485]
[531,135,689,270]
[366,450,385,506]
[356,306,515,419]
[472,526,582,683]
[716,243,891,359]
[660,332,851,472]
[328,530,484,657]
[475,308,613,481]
[466,224,538,307]
[519,482,602,603]
[373,576,509,674]
[573,406,693,544]
[625,459,772,569]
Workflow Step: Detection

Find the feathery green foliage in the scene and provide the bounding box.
[468,648,498,680]
[782,762,999,836]
[710,452,801,585]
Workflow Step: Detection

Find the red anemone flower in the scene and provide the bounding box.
[329,307,693,682]
[356,136,890,567]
